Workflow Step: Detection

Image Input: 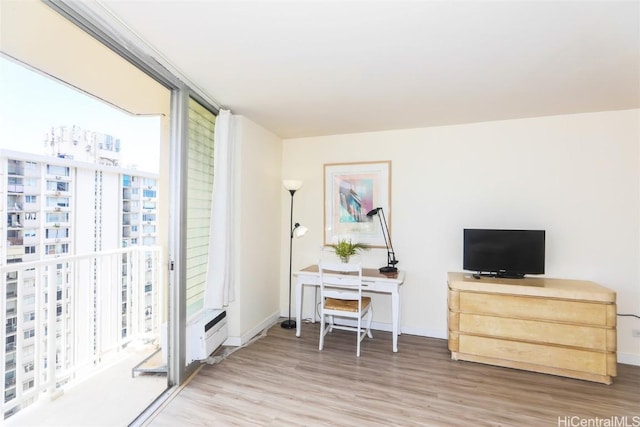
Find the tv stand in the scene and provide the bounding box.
[448,272,617,384]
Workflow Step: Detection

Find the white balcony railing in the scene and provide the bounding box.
[1,246,163,418]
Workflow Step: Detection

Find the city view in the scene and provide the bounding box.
[0,56,167,421]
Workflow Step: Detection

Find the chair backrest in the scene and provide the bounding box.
[318,261,363,302]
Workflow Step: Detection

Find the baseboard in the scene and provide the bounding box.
[617,352,640,366]
[222,311,280,347]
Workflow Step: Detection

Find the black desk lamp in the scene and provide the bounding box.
[282,180,307,329]
[366,207,398,273]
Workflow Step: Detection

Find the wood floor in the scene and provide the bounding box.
[145,320,640,426]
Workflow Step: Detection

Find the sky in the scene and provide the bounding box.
[0,56,160,173]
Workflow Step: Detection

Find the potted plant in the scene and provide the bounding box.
[329,237,369,263]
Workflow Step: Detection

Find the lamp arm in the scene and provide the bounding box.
[377,214,390,251]
[379,208,394,253]
[379,208,398,269]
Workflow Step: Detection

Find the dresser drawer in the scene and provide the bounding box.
[459,292,614,326]
[458,335,612,375]
[459,313,616,351]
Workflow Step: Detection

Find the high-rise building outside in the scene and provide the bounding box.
[0,128,160,419]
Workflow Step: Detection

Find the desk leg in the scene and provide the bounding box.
[295,279,303,338]
[392,290,400,352]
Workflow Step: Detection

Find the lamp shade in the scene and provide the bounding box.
[294,225,308,238]
[366,207,381,216]
[283,180,303,191]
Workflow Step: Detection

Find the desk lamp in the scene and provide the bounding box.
[366,207,398,273]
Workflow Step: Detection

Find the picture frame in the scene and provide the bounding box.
[323,160,391,248]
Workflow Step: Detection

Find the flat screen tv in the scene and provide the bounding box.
[463,229,545,278]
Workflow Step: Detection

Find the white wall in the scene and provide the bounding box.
[225,115,283,343]
[282,109,640,364]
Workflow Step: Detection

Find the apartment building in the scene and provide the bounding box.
[0,129,160,419]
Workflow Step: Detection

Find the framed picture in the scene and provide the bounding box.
[323,160,391,248]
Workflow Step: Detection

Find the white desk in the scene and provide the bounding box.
[294,265,406,352]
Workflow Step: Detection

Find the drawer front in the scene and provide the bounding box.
[459,292,613,326]
[458,335,609,374]
[459,313,615,351]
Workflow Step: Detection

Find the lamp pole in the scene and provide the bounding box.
[281,180,303,329]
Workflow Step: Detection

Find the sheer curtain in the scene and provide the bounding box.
[205,109,235,308]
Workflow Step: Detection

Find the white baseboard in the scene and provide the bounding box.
[223,311,280,347]
[618,352,640,366]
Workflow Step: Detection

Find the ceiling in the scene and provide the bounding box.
[97,1,639,139]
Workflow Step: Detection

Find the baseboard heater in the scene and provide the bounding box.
[187,308,228,363]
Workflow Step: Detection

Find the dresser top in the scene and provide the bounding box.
[447,272,616,303]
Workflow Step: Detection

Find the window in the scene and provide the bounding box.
[46,212,69,223]
[46,180,69,192]
[23,311,35,322]
[45,244,69,255]
[46,165,69,176]
[142,178,156,187]
[143,189,156,198]
[23,380,35,392]
[23,345,34,357]
[24,362,34,374]
[25,195,37,204]
[46,196,69,207]
[24,246,36,254]
[46,228,69,239]
[23,329,35,339]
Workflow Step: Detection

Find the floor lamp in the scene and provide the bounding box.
[282,180,308,329]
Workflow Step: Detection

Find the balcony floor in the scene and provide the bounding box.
[5,344,167,426]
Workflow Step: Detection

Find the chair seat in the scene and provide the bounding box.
[324,296,371,312]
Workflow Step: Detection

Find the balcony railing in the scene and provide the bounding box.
[0,246,163,417]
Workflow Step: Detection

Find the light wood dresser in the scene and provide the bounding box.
[447,272,617,384]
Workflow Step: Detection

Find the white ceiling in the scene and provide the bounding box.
[98,0,639,139]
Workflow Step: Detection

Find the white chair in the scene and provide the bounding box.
[318,261,373,357]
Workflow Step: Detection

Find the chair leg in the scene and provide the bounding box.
[365,307,373,339]
[319,311,325,351]
[356,317,362,357]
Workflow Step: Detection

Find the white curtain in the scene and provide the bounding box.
[205,109,235,308]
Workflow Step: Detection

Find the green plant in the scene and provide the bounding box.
[330,239,369,263]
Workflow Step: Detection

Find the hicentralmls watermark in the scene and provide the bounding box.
[558,416,640,427]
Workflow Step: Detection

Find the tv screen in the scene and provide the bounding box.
[463,229,545,278]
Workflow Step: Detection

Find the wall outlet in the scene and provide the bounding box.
[633,329,640,338]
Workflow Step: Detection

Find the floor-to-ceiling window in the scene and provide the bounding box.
[0,1,172,423]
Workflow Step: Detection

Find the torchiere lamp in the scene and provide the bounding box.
[282,180,308,329]
[366,207,398,273]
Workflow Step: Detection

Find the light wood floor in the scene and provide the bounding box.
[146,320,640,426]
